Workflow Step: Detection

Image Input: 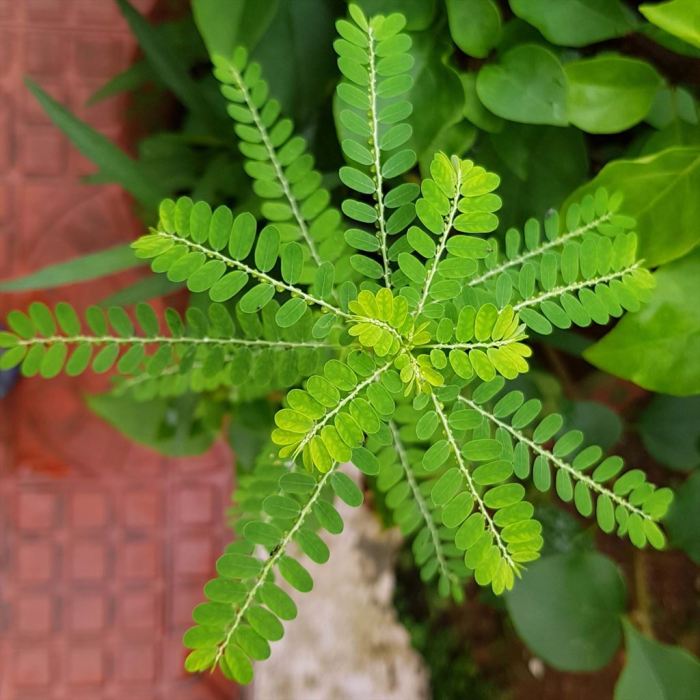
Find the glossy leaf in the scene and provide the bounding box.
[476,44,568,126]
[585,249,700,395]
[615,619,700,700]
[506,551,626,671]
[510,0,636,47]
[565,55,662,134]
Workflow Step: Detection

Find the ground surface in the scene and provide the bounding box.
[0,2,233,698]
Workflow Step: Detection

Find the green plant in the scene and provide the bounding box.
[0,4,677,686]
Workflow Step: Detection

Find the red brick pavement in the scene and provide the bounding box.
[0,2,235,698]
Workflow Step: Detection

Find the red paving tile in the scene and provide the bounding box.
[0,3,235,698]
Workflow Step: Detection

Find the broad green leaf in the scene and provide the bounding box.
[25,79,163,209]
[639,395,700,471]
[476,44,568,126]
[88,60,152,105]
[663,471,700,565]
[565,55,662,134]
[564,147,700,266]
[506,551,626,671]
[350,0,437,31]
[193,0,279,56]
[615,619,700,700]
[446,0,501,59]
[585,249,700,395]
[510,0,637,47]
[640,0,700,49]
[646,86,698,129]
[463,438,503,461]
[406,34,464,160]
[459,72,504,133]
[253,0,338,124]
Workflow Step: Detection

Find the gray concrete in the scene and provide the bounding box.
[253,472,429,700]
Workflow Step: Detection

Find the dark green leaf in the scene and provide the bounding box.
[24,80,163,208]
[506,551,626,671]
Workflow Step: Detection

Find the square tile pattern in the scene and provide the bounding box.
[0,2,236,698]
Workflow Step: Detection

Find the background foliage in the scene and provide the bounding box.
[2,0,699,697]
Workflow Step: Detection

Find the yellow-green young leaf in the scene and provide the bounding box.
[476,44,568,126]
[430,152,457,197]
[185,648,217,673]
[446,0,501,59]
[29,302,56,336]
[640,0,700,49]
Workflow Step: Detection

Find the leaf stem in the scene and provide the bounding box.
[467,213,613,290]
[367,27,391,289]
[414,167,464,318]
[16,334,332,349]
[389,421,458,589]
[432,394,517,573]
[513,263,642,311]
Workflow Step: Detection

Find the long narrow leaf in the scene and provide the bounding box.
[0,244,142,292]
[24,78,164,209]
[100,274,183,306]
[192,0,279,57]
[116,0,219,128]
[87,60,153,105]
